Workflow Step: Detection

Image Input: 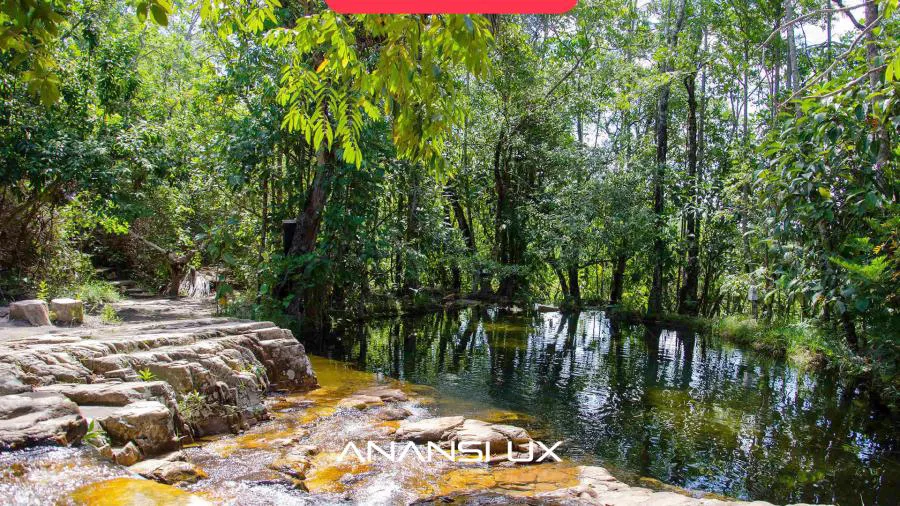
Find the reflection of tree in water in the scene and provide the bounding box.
[325,309,897,505]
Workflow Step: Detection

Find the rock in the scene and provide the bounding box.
[9,299,51,326]
[129,459,207,485]
[0,391,87,450]
[395,416,465,443]
[70,477,213,505]
[447,419,532,453]
[358,386,409,402]
[112,441,142,466]
[0,317,318,449]
[37,381,177,410]
[0,363,31,395]
[337,394,384,410]
[50,298,84,324]
[269,452,312,479]
[376,406,412,421]
[91,400,178,455]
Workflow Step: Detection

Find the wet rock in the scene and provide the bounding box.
[9,300,51,326]
[0,391,87,450]
[395,416,465,443]
[358,386,409,402]
[112,441,142,466]
[70,477,213,505]
[269,451,312,479]
[128,458,207,485]
[91,400,178,455]
[337,394,384,409]
[50,298,83,324]
[376,405,412,421]
[447,419,532,453]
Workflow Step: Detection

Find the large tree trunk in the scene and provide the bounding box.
[284,148,334,330]
[678,72,700,316]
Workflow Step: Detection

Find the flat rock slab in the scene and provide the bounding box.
[0,391,87,450]
[395,416,465,443]
[37,381,176,408]
[9,300,51,326]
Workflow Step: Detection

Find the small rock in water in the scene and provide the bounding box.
[337,394,384,410]
[128,458,207,485]
[112,441,142,466]
[376,406,412,421]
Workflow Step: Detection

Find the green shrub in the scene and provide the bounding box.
[100,304,121,323]
[137,368,157,381]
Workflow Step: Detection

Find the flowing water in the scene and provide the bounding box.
[308,308,899,506]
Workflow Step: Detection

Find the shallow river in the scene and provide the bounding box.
[309,308,898,505]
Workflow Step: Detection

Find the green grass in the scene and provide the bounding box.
[67,280,121,311]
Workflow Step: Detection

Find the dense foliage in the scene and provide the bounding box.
[1,1,897,400]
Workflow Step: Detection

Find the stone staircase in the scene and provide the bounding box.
[95,266,156,299]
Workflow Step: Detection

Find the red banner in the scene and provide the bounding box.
[325,0,577,14]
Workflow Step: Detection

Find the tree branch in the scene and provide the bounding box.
[761,2,871,48]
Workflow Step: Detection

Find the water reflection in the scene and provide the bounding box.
[311,309,899,505]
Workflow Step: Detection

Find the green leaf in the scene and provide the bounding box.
[150,4,169,26]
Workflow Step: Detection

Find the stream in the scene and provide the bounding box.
[309,308,899,505]
[0,308,896,505]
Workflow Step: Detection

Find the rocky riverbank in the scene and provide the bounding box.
[0,299,819,505]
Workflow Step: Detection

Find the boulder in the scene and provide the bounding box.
[9,299,51,326]
[447,419,532,453]
[128,459,207,485]
[0,391,87,450]
[92,400,178,455]
[50,298,84,324]
[395,416,465,443]
[269,451,313,479]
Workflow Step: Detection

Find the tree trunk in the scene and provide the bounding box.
[785,0,800,92]
[554,266,569,298]
[678,72,700,316]
[864,2,892,166]
[443,200,462,293]
[568,266,581,306]
[610,255,627,306]
[445,181,477,293]
[648,0,686,316]
[284,148,334,330]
